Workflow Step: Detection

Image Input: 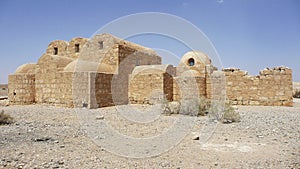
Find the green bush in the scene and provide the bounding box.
[0,110,13,125]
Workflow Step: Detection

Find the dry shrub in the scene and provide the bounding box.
[0,110,13,125]
[221,103,241,123]
[162,98,241,123]
[293,90,300,98]
[162,101,179,115]
[162,97,210,116]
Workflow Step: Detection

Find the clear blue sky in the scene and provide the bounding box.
[0,0,299,83]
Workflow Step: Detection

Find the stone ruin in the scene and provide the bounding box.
[0,84,8,98]
[8,33,293,108]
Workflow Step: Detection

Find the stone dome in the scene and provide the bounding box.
[131,64,175,77]
[15,63,36,74]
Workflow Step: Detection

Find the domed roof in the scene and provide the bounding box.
[97,63,117,73]
[180,69,202,77]
[63,59,116,73]
[38,54,73,68]
[180,50,211,66]
[131,64,174,77]
[63,59,97,72]
[15,63,36,74]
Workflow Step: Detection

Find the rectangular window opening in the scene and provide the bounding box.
[75,44,80,53]
[54,47,58,55]
[98,41,104,49]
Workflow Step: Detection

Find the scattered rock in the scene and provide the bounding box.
[192,132,200,140]
[96,115,104,120]
[33,137,52,142]
[0,104,299,168]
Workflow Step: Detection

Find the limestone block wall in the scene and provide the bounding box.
[113,45,162,105]
[129,73,164,104]
[128,65,174,104]
[95,73,114,107]
[0,84,8,97]
[8,74,35,105]
[46,40,69,57]
[52,72,74,107]
[223,67,293,106]
[67,37,88,59]
[206,71,226,101]
[173,76,206,101]
[35,54,73,105]
[80,33,121,63]
[163,73,174,101]
[72,72,90,108]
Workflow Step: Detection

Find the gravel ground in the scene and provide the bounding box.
[0,100,299,168]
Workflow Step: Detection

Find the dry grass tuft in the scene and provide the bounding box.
[221,103,241,123]
[0,110,14,125]
[162,97,241,123]
[293,90,300,98]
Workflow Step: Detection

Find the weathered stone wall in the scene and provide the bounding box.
[173,76,206,101]
[8,74,35,105]
[113,45,161,105]
[72,72,93,108]
[206,67,226,101]
[0,84,8,97]
[53,72,74,107]
[46,40,69,57]
[67,37,88,59]
[163,73,174,101]
[128,65,173,104]
[129,73,164,104]
[35,54,73,105]
[95,73,114,107]
[223,67,293,106]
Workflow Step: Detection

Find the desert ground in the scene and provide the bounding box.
[0,100,299,169]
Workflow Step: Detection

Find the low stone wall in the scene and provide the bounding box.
[173,76,206,101]
[129,73,165,104]
[8,74,35,105]
[0,84,8,97]
[223,67,293,106]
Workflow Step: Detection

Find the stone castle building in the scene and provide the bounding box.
[8,33,293,108]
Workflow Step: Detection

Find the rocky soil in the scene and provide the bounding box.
[0,100,299,168]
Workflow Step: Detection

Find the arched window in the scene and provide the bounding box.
[188,58,195,66]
